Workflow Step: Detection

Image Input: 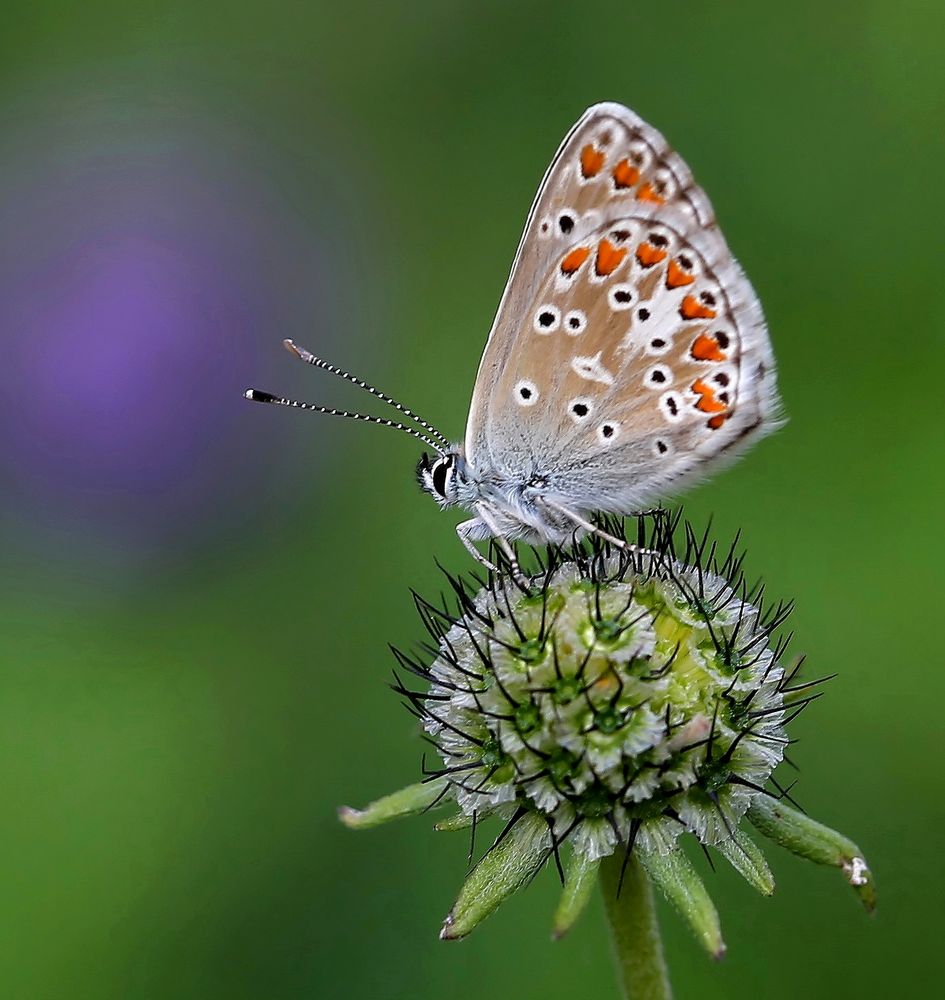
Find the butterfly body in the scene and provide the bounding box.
[248,102,782,571]
[417,448,579,545]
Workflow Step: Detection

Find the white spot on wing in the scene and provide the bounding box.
[571,352,615,386]
[608,283,634,311]
[626,139,650,174]
[645,335,672,357]
[568,398,594,424]
[557,208,577,236]
[564,309,587,335]
[644,364,673,389]
[533,304,561,334]
[659,391,685,424]
[652,168,676,202]
[597,421,620,444]
[513,378,539,407]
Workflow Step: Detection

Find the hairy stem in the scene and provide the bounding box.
[600,853,672,1000]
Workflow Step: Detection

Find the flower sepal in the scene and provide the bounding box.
[552,850,601,939]
[440,812,551,940]
[715,827,775,896]
[638,843,726,960]
[747,797,875,912]
[338,777,448,830]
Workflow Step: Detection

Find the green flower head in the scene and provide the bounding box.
[341,517,873,957]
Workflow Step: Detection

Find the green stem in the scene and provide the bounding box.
[600,853,672,1000]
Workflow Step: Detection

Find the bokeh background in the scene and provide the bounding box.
[0,2,941,997]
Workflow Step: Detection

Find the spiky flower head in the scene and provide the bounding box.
[341,517,873,954]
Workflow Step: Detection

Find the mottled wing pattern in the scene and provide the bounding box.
[465,102,780,515]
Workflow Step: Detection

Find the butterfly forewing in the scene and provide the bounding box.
[465,102,778,514]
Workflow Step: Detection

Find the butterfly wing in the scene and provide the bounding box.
[464,102,780,515]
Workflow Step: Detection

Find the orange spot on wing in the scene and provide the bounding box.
[580,144,605,178]
[666,259,695,289]
[680,294,717,320]
[561,246,591,275]
[636,242,667,268]
[612,158,640,188]
[637,182,665,204]
[707,414,729,430]
[692,378,727,414]
[691,333,727,362]
[595,238,628,276]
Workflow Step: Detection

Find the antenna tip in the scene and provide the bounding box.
[245,388,278,403]
[283,338,314,362]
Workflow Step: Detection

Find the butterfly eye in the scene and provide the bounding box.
[431,457,453,497]
[514,378,540,407]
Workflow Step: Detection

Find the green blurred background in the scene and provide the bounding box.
[0,2,941,996]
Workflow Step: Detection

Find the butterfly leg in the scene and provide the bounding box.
[540,500,657,559]
[473,504,530,586]
[456,510,529,589]
[456,519,501,575]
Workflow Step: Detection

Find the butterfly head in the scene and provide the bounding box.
[416,449,466,508]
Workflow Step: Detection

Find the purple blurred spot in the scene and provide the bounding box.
[11,234,241,492]
[0,90,359,578]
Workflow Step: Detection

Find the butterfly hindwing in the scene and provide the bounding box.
[464,102,779,514]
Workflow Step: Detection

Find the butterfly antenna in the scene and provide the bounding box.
[282,339,450,447]
[244,389,447,453]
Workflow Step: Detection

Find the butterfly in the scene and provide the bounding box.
[246,102,781,577]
